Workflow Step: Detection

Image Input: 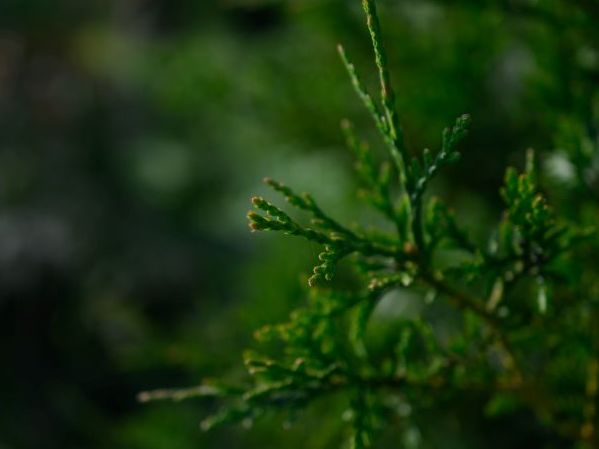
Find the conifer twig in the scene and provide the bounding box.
[361,0,407,167]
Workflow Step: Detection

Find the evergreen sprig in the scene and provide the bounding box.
[141,1,598,447]
[248,177,406,286]
[408,114,471,204]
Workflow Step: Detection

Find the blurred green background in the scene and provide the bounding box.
[0,0,597,448]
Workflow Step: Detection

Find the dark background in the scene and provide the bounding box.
[0,0,597,448]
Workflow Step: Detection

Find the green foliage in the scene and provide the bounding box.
[140,1,599,448]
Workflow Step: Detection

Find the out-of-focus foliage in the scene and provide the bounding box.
[1,0,598,448]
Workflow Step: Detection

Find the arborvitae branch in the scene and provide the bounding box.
[144,1,596,447]
[409,114,471,204]
[338,0,409,189]
[361,0,407,166]
[248,180,412,286]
